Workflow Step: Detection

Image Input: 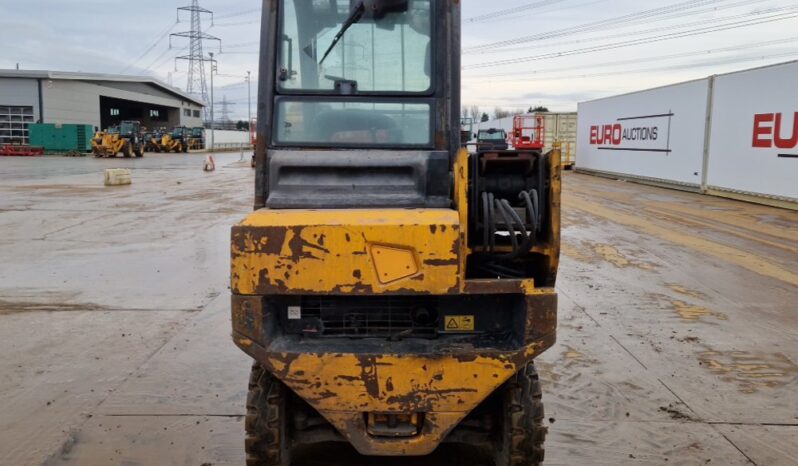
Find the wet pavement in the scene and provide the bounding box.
[0,155,796,465]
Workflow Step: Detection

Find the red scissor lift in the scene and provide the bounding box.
[511,114,545,150]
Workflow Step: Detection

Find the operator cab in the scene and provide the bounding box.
[171,127,188,140]
[255,0,459,210]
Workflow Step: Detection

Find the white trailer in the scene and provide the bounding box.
[576,79,711,190]
[575,59,798,209]
[706,61,798,206]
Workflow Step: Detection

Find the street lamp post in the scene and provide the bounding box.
[246,71,252,133]
[209,52,216,153]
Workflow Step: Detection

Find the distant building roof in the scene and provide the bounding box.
[0,69,205,107]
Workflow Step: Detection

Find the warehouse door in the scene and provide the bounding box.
[100,96,175,132]
[0,105,35,144]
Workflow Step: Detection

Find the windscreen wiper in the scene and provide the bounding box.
[319,1,365,65]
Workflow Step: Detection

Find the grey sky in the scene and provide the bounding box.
[2,1,797,119]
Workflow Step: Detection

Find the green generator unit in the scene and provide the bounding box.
[29,124,94,152]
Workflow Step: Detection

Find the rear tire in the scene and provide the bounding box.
[246,363,291,466]
[494,362,547,466]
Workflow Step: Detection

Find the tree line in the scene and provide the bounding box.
[461,105,550,122]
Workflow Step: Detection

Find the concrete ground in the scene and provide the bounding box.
[0,154,795,466]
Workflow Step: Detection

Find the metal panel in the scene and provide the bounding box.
[706,61,798,202]
[576,79,711,186]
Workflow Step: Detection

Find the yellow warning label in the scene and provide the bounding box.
[444,315,475,332]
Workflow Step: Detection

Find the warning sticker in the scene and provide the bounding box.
[444,315,475,332]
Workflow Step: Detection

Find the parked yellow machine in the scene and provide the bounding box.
[231,2,560,465]
[91,121,143,158]
[160,127,189,153]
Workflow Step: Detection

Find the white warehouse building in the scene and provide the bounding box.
[0,69,205,145]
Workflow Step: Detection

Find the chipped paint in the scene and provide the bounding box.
[231,209,461,295]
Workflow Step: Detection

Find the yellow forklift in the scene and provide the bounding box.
[92,121,143,158]
[160,127,189,153]
[231,1,560,465]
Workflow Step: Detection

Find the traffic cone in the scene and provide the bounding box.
[204,155,216,172]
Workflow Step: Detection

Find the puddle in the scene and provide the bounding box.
[672,301,727,322]
[698,350,798,393]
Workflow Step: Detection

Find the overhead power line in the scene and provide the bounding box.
[465,50,798,84]
[466,0,567,23]
[214,8,261,20]
[463,10,798,69]
[213,19,260,28]
[465,0,731,52]
[466,2,798,57]
[465,36,798,79]
[119,21,178,74]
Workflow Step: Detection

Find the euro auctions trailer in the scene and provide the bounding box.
[706,60,798,206]
[576,59,798,210]
[576,79,711,189]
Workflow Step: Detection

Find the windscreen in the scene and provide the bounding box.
[119,122,136,136]
[279,0,432,93]
[479,131,506,141]
[275,100,431,146]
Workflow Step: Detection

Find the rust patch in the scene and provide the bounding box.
[288,226,329,260]
[358,356,381,398]
[423,258,458,266]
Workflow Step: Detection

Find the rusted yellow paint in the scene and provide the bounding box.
[323,411,465,456]
[229,148,563,456]
[260,348,537,455]
[231,209,461,295]
[264,351,526,413]
[453,148,470,255]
